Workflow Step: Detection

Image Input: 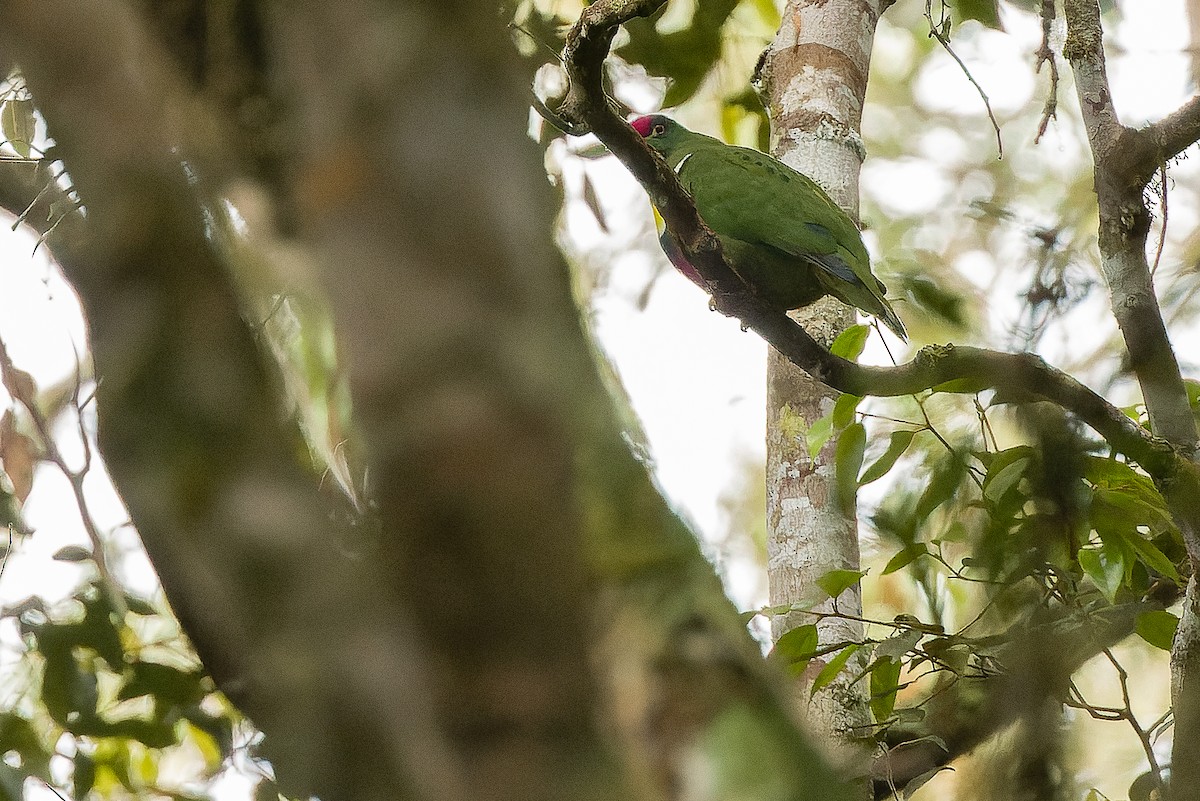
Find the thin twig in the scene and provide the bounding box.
[925,0,1003,158]
[11,172,55,230]
[916,393,985,486]
[38,779,70,801]
[1034,0,1059,143]
[507,21,565,63]
[0,335,121,612]
[1104,648,1164,785]
[975,397,999,451]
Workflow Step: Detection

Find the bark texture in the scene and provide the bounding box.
[757,0,887,774]
[1063,2,1200,798]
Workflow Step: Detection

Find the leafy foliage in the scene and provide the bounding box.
[1,582,250,801]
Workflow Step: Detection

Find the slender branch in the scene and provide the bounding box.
[1060,6,1200,800]
[925,0,1003,157]
[1034,0,1059,143]
[0,336,119,607]
[558,0,667,133]
[1104,648,1164,786]
[1064,0,1200,181]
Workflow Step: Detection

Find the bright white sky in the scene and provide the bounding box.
[0,2,1196,798]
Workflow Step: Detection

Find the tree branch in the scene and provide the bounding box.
[1149,93,1200,165]
[554,0,1176,484]
[1063,1,1200,179]
[1064,0,1197,457]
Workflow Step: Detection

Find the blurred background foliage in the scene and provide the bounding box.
[0,0,1197,800]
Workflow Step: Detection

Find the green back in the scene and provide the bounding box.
[654,127,869,276]
[640,117,906,339]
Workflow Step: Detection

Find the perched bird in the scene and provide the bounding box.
[631,114,907,341]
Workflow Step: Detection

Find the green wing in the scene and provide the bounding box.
[674,143,867,279]
[671,138,906,338]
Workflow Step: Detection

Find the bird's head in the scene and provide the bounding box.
[631,115,685,154]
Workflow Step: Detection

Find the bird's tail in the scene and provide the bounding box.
[876,301,908,343]
[817,272,909,343]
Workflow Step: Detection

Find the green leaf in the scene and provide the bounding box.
[1134,610,1179,651]
[1085,457,1171,517]
[806,413,833,459]
[123,594,158,616]
[74,752,95,801]
[1120,529,1182,583]
[40,643,99,727]
[875,628,923,660]
[1129,770,1163,801]
[903,275,966,328]
[882,544,927,575]
[1078,544,1124,603]
[830,324,870,360]
[859,429,916,486]
[53,545,94,563]
[953,0,1003,28]
[903,766,954,798]
[831,393,862,431]
[930,376,991,394]
[870,657,902,723]
[72,717,177,749]
[617,0,740,107]
[923,637,970,675]
[773,624,818,677]
[835,422,867,514]
[183,706,235,760]
[1094,524,1137,584]
[915,458,966,521]
[1093,487,1178,538]
[80,591,126,669]
[982,448,1032,504]
[817,568,867,601]
[811,644,860,697]
[118,661,207,706]
[1,99,35,158]
[1185,379,1200,411]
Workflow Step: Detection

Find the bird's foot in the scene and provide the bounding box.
[709,290,757,327]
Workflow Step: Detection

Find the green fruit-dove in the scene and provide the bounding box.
[632,115,907,341]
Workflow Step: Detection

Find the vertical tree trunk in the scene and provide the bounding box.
[758,0,887,780]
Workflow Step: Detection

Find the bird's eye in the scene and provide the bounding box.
[652,124,665,136]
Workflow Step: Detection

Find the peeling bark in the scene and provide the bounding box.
[757,1,887,781]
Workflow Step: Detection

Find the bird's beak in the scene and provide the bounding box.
[651,204,666,235]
